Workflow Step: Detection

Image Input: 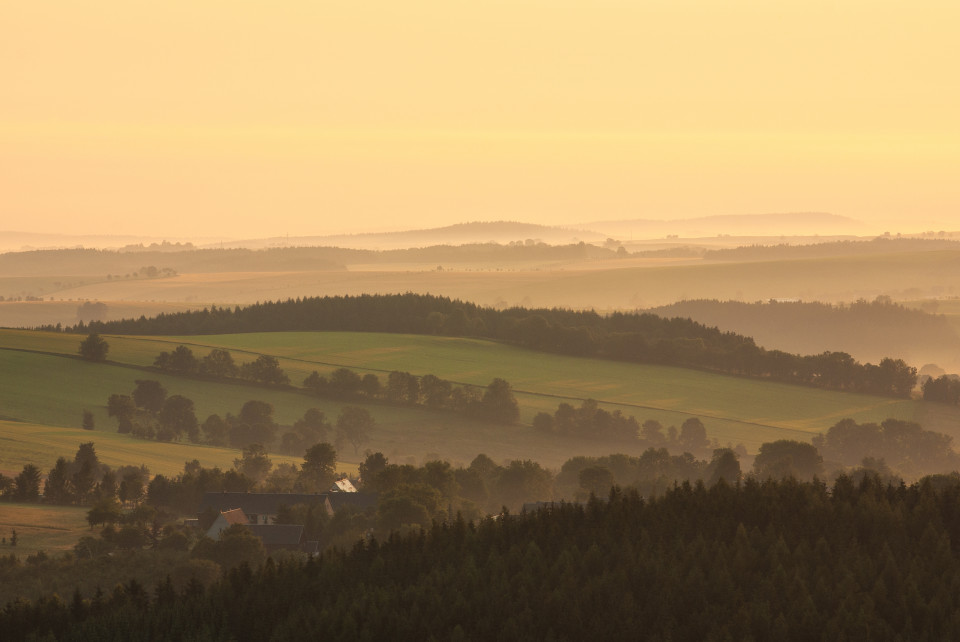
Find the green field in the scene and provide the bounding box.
[0,503,91,559]
[3,329,958,471]
[0,420,313,479]
[1,332,685,471]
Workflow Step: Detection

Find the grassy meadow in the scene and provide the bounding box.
[0,504,90,559]
[4,329,958,470]
[0,420,314,479]
[154,330,931,440]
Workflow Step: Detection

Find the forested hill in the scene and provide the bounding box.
[66,294,917,398]
[648,298,960,367]
[8,476,960,640]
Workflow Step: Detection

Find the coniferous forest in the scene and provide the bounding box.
[60,293,918,397]
[7,475,960,641]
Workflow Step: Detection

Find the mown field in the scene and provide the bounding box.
[0,504,91,558]
[0,420,311,479]
[3,329,957,467]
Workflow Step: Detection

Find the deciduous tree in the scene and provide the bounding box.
[132,380,167,414]
[298,442,338,492]
[157,395,199,442]
[200,348,239,378]
[234,444,272,482]
[240,355,289,385]
[480,378,520,423]
[753,440,824,481]
[78,333,109,362]
[336,406,374,454]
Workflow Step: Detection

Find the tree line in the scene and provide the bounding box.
[648,296,960,366]
[152,342,724,454]
[5,412,960,617]
[150,342,521,425]
[922,374,960,405]
[11,474,960,639]
[104,378,376,455]
[64,293,918,397]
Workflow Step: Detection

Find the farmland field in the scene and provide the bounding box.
[0,503,90,559]
[0,420,310,479]
[157,332,940,436]
[4,329,957,464]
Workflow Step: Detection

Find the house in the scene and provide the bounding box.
[205,507,251,539]
[198,492,333,525]
[331,478,357,493]
[205,509,319,554]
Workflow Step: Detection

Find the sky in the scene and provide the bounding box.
[2,1,958,239]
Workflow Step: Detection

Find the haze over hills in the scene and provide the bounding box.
[211,221,609,251]
[0,231,211,254]
[648,298,960,372]
[6,212,951,254]
[6,236,960,330]
[576,212,869,239]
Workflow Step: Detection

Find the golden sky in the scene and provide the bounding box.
[2,1,958,238]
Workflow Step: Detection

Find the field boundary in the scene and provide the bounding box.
[2,341,812,437]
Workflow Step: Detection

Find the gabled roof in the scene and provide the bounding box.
[221,508,250,526]
[331,478,357,493]
[199,492,330,516]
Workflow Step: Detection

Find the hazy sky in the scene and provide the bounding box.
[2,1,958,239]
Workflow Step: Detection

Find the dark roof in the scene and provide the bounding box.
[199,492,330,516]
[328,492,379,513]
[247,524,304,548]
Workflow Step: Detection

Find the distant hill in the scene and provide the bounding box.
[0,231,207,253]
[212,221,607,250]
[648,298,960,369]
[0,242,622,279]
[704,237,960,261]
[579,212,868,239]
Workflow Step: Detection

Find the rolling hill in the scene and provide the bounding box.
[648,298,960,370]
[3,329,957,476]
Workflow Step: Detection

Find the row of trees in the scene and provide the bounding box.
[151,342,521,425]
[107,380,200,442]
[812,417,959,478]
[0,444,148,514]
[533,399,641,441]
[153,344,289,384]
[305,368,520,424]
[71,293,919,397]
[15,475,960,639]
[531,400,728,460]
[104,378,375,454]
[922,374,960,405]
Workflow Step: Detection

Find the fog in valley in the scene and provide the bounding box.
[5,0,960,636]
[5,218,960,373]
